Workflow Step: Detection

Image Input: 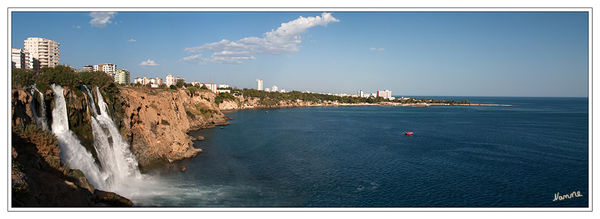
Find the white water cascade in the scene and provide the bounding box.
[80,85,141,192]
[50,84,106,189]
[82,85,98,116]
[29,86,48,130]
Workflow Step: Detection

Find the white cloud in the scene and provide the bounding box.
[128,39,136,42]
[139,59,159,66]
[370,47,385,52]
[74,25,81,29]
[183,12,339,64]
[89,12,116,28]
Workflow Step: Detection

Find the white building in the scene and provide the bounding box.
[154,77,163,86]
[12,48,34,70]
[377,90,393,99]
[165,74,176,87]
[202,83,217,93]
[92,65,99,71]
[256,79,263,90]
[83,65,93,72]
[114,69,130,85]
[24,37,60,69]
[218,84,230,89]
[271,85,278,92]
[99,63,116,78]
[358,90,365,98]
[11,48,24,69]
[134,77,143,84]
[142,77,151,85]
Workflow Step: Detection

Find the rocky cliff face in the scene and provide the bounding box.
[218,95,323,111]
[11,88,131,207]
[118,87,229,170]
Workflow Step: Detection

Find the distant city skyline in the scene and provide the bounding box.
[11,11,589,97]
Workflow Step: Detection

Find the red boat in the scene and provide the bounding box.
[405,132,414,135]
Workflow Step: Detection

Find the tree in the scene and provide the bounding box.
[176,79,185,88]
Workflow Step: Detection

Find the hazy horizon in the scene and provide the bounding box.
[11,11,589,97]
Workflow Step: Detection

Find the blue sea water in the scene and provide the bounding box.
[136,97,589,207]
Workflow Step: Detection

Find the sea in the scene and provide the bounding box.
[131,97,589,208]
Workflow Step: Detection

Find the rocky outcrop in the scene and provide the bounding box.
[12,128,132,207]
[217,95,328,110]
[118,87,229,170]
[218,99,240,111]
[11,89,35,128]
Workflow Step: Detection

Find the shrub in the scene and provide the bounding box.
[185,110,196,119]
[11,68,36,88]
[215,92,237,104]
[14,124,59,157]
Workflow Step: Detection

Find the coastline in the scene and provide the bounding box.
[219,100,512,112]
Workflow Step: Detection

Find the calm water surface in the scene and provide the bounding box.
[134,97,589,207]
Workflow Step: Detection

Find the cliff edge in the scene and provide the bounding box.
[118,87,229,170]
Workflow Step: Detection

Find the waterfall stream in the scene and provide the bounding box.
[29,86,48,130]
[50,84,106,189]
[48,84,166,202]
[80,85,141,192]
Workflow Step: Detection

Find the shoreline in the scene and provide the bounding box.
[220,101,512,112]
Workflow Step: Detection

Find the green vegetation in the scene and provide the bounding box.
[13,124,61,170]
[395,97,470,105]
[11,66,115,92]
[13,124,58,157]
[236,88,376,106]
[214,92,236,104]
[234,88,469,106]
[176,78,185,88]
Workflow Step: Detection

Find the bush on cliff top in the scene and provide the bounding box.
[12,66,117,92]
[214,92,236,105]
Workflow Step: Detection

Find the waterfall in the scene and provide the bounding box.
[79,85,142,191]
[28,86,48,130]
[94,87,141,179]
[82,85,98,116]
[50,84,106,189]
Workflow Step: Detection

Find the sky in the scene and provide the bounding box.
[11,11,589,97]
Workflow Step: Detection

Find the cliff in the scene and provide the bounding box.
[118,87,229,170]
[11,88,131,207]
[218,95,330,111]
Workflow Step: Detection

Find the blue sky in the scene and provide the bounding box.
[11,11,589,97]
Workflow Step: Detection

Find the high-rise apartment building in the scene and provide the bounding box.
[24,37,60,69]
[256,79,263,90]
[114,69,130,85]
